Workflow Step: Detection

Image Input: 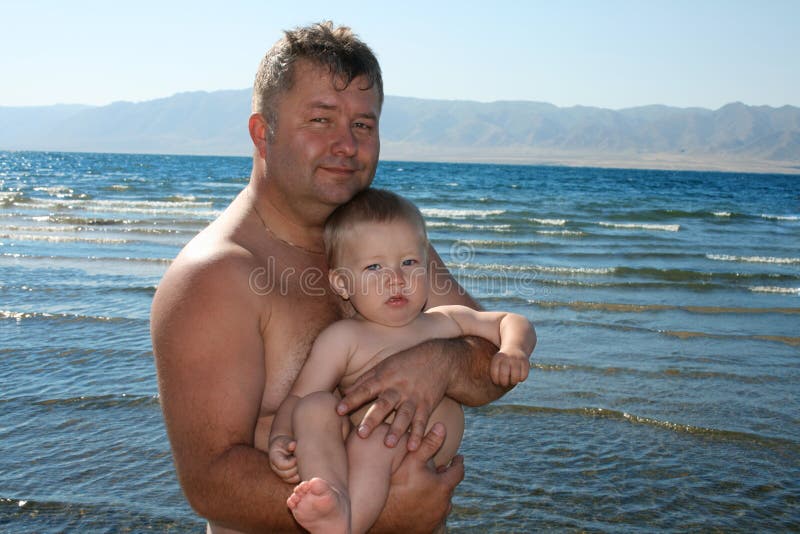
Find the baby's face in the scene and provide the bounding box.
[329,219,429,327]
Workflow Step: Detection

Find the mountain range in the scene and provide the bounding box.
[2,90,799,173]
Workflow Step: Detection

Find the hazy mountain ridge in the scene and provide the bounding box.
[2,90,798,172]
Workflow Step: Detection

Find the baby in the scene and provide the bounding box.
[269,188,536,533]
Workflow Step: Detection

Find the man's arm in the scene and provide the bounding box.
[151,253,301,532]
[338,245,530,451]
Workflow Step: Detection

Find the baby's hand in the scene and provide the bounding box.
[490,351,530,387]
[268,435,299,483]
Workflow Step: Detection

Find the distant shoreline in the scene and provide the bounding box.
[3,147,798,176]
[380,144,800,176]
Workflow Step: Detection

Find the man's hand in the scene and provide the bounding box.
[490,351,530,387]
[372,423,464,533]
[268,435,299,484]
[337,340,452,452]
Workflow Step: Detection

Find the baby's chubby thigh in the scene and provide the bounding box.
[427,397,464,467]
[293,391,352,443]
[346,423,409,475]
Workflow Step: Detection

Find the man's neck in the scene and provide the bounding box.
[246,180,326,256]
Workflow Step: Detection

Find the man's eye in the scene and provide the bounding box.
[353,121,372,130]
[311,117,330,123]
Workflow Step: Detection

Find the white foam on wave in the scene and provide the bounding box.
[33,186,75,198]
[459,239,537,247]
[599,222,680,232]
[537,230,586,236]
[748,286,800,295]
[426,221,512,231]
[761,214,799,221]
[531,218,567,226]
[421,208,505,219]
[0,191,23,204]
[713,211,732,217]
[0,224,75,233]
[707,254,800,265]
[0,232,130,244]
[25,197,221,218]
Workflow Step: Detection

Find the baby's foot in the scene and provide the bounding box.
[287,477,350,534]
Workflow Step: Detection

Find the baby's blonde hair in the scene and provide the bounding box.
[324,188,428,268]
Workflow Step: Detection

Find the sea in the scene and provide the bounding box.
[1,150,798,533]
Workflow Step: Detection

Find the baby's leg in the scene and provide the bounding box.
[346,423,409,534]
[288,391,352,534]
[427,397,465,467]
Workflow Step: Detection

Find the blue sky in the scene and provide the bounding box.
[3,0,798,109]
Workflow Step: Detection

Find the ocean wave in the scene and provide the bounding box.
[0,251,172,265]
[761,214,799,221]
[457,238,545,248]
[536,230,586,236]
[530,218,566,226]
[748,286,800,295]
[0,223,190,236]
[42,214,204,230]
[707,254,800,265]
[531,362,782,384]
[713,211,732,217]
[0,191,24,206]
[421,208,506,219]
[20,197,222,218]
[0,224,80,233]
[32,185,78,198]
[530,299,800,316]
[528,278,726,291]
[598,222,680,232]
[0,310,137,323]
[470,404,799,452]
[451,262,615,275]
[0,232,130,244]
[34,393,160,410]
[662,330,800,346]
[425,221,513,231]
[0,496,195,531]
[614,265,800,282]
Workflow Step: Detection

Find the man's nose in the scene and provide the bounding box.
[332,123,357,156]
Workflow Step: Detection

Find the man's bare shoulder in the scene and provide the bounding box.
[152,219,267,334]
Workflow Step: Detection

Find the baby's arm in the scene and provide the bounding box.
[429,305,536,387]
[267,321,355,482]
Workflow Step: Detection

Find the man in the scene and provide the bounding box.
[151,22,518,533]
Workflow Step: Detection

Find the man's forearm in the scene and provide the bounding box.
[442,336,511,406]
[184,445,301,533]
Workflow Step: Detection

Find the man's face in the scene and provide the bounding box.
[264,59,381,214]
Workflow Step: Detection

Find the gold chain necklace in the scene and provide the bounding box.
[247,188,324,256]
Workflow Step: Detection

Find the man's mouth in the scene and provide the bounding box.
[319,161,360,176]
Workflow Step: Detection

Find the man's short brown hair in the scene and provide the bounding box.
[253,21,383,137]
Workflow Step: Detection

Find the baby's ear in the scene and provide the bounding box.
[328,268,352,300]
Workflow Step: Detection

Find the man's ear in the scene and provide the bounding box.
[248,113,269,159]
[328,269,352,300]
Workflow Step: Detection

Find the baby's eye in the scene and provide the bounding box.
[365,263,381,271]
[401,259,418,266]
